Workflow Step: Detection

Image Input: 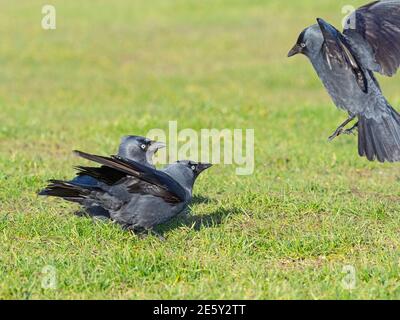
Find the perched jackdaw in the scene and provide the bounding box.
[39,150,212,237]
[288,0,400,162]
[44,136,165,219]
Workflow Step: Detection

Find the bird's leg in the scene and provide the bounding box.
[148,229,166,242]
[135,227,165,241]
[123,225,145,238]
[129,228,149,240]
[328,115,356,141]
[343,122,359,135]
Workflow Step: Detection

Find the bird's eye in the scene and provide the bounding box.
[141,144,147,150]
[191,165,196,171]
[300,43,306,48]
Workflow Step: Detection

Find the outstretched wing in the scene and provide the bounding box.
[344,0,400,76]
[75,165,127,186]
[73,150,187,204]
[318,18,368,93]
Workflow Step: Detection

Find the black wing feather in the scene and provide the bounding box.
[318,18,368,93]
[344,0,400,76]
[75,165,126,185]
[73,150,186,204]
[39,180,92,200]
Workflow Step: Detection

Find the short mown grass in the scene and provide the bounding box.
[1,0,400,299]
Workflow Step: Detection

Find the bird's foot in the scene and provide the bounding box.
[149,229,166,242]
[343,122,358,136]
[132,228,166,241]
[328,127,344,141]
[328,116,356,141]
[130,229,149,240]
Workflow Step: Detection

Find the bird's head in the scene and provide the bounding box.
[118,136,166,165]
[179,160,213,178]
[287,23,324,59]
[164,160,212,190]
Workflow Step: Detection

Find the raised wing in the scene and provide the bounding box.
[73,150,187,204]
[318,18,368,93]
[75,165,126,185]
[344,0,400,76]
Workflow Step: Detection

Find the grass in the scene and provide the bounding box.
[1,0,400,299]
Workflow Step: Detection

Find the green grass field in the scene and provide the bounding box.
[1,0,400,299]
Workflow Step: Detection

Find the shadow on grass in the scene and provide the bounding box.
[156,206,242,236]
[190,195,213,205]
[72,196,239,239]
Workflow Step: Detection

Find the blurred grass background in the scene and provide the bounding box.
[0,0,400,299]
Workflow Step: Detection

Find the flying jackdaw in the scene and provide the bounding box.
[288,0,400,162]
[39,150,212,238]
[44,136,165,219]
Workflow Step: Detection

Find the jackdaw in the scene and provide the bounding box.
[39,150,212,238]
[288,0,400,162]
[44,136,165,219]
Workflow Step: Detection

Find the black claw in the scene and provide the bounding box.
[328,128,343,141]
[328,116,356,141]
[343,122,359,135]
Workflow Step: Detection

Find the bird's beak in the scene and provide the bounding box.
[198,163,213,172]
[148,141,166,154]
[287,43,301,57]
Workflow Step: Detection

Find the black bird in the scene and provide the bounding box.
[288,0,400,162]
[41,136,165,219]
[40,150,212,238]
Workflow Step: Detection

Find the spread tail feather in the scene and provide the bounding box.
[39,180,123,212]
[358,106,400,162]
[39,180,92,201]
